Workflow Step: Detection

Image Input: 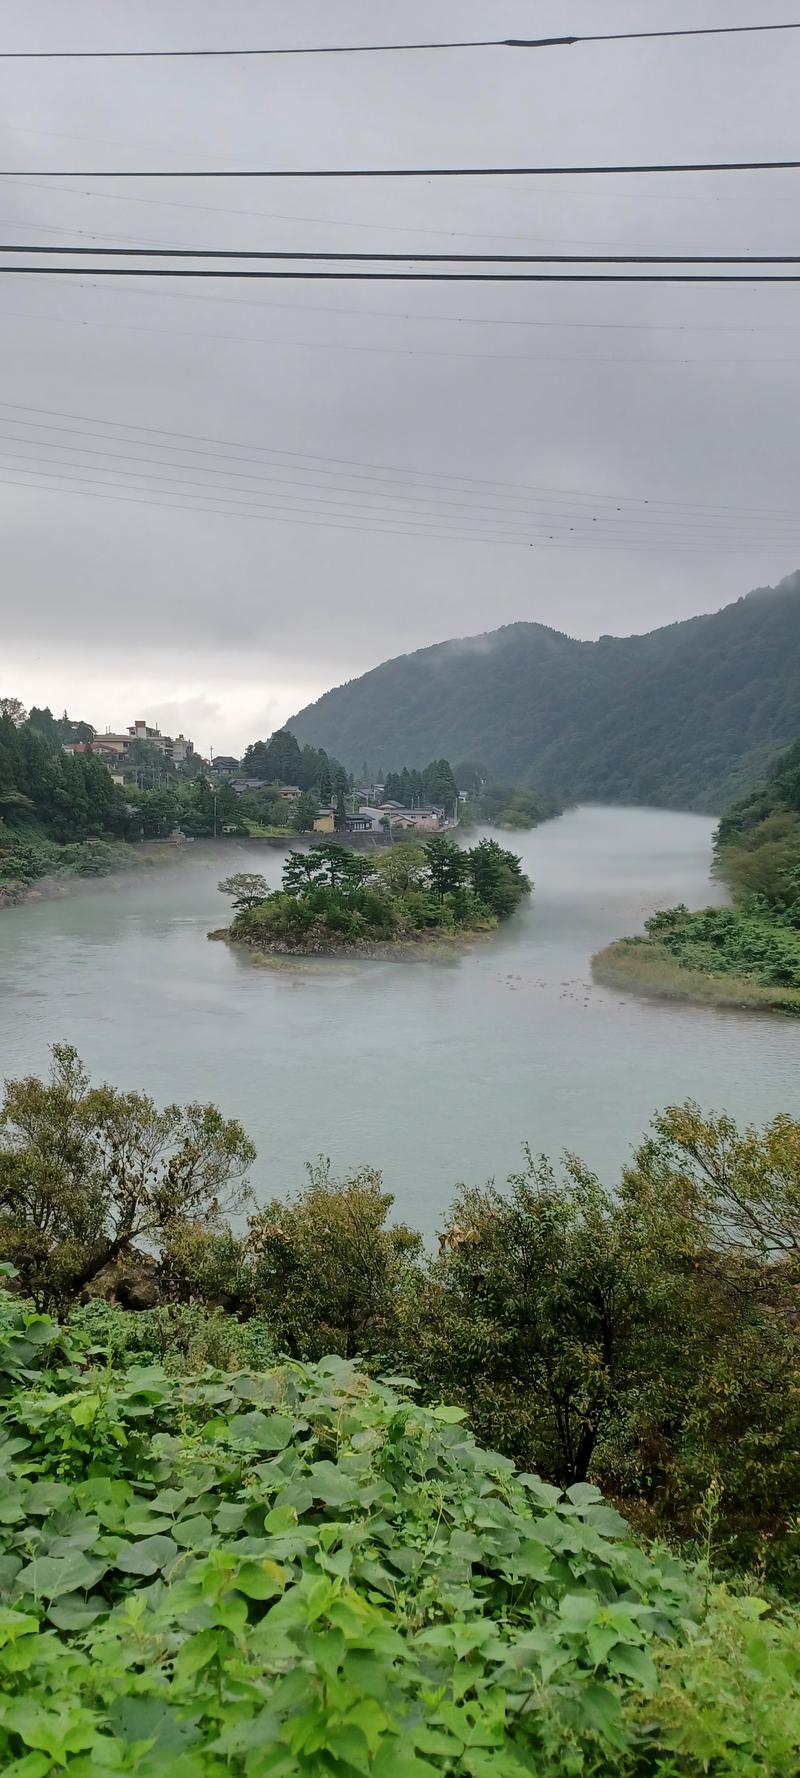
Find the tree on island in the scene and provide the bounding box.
[425,836,469,901]
[468,837,526,917]
[218,872,269,910]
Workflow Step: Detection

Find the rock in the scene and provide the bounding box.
[119,1273,161,1310]
[80,1250,161,1310]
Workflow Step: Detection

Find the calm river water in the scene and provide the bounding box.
[1,807,798,1235]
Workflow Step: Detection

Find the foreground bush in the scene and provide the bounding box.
[0,1287,798,1776]
[2,1049,800,1573]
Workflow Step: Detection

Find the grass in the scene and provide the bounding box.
[592,936,800,1015]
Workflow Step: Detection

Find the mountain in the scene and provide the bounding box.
[290,571,800,812]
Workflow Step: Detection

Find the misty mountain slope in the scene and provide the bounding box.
[290,572,800,811]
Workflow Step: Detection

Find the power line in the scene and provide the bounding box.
[4,244,800,265]
[0,175,746,251]
[4,160,800,179]
[21,269,798,334]
[6,426,800,539]
[7,296,800,368]
[5,267,800,282]
[0,465,785,554]
[2,398,796,521]
[2,23,799,57]
[9,287,800,341]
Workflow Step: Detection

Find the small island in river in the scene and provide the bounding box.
[213,836,531,958]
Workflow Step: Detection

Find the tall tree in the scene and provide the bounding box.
[242,729,303,785]
[425,836,468,900]
[468,837,527,917]
[292,790,320,833]
[0,698,26,727]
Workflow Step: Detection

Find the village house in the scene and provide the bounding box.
[63,719,195,772]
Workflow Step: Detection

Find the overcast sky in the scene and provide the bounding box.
[2,0,800,754]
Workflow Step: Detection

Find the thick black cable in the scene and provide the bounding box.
[1,23,799,57]
[3,160,800,179]
[4,267,800,282]
[4,244,800,264]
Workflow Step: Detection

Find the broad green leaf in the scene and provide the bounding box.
[14,1551,104,1600]
[123,1508,174,1536]
[583,1503,630,1538]
[171,1515,214,1548]
[24,1483,72,1517]
[307,1461,360,1506]
[559,1592,599,1629]
[608,1644,658,1692]
[264,1504,298,1534]
[228,1412,294,1452]
[234,1559,286,1599]
[578,1682,625,1747]
[174,1627,225,1680]
[215,1591,248,1633]
[114,1534,177,1577]
[431,1405,467,1424]
[0,1607,38,1642]
[565,1482,604,1507]
[46,1597,105,1631]
[373,1744,439,1778]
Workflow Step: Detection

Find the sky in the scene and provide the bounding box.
[2,0,800,755]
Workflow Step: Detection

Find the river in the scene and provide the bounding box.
[0,806,797,1235]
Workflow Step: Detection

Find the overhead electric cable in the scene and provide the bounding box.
[2,399,797,521]
[4,268,800,282]
[0,464,792,555]
[4,244,800,264]
[3,160,800,179]
[15,269,796,334]
[1,22,799,56]
[7,297,800,367]
[6,426,800,539]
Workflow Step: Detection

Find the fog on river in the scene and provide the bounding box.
[1,806,798,1236]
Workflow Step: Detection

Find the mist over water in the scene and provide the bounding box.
[1,806,797,1237]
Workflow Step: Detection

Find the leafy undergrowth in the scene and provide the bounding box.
[0,1290,798,1777]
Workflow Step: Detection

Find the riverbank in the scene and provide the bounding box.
[0,839,201,911]
[210,918,497,963]
[593,934,800,1016]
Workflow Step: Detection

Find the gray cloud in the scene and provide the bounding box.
[2,0,799,754]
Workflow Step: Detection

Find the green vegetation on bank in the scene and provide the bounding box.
[454,767,563,831]
[289,571,800,811]
[593,737,800,1013]
[218,837,531,954]
[0,697,237,896]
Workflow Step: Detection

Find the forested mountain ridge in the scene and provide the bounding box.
[290,570,800,811]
